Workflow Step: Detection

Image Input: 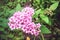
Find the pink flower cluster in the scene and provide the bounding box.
[8,7,41,36]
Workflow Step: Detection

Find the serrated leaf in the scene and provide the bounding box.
[41,25,51,34]
[15,4,22,11]
[49,2,59,11]
[40,14,51,25]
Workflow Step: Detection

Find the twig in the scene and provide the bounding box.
[40,33,44,40]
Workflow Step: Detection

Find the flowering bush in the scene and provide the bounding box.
[0,0,60,40]
[8,7,41,36]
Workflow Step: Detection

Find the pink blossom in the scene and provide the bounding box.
[22,7,34,16]
[8,7,41,36]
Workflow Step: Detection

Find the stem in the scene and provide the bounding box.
[40,33,44,40]
[34,36,35,40]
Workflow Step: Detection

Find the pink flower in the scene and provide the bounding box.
[8,22,15,30]
[8,7,41,36]
[22,7,34,16]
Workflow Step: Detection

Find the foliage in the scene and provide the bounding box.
[41,25,51,34]
[0,0,60,40]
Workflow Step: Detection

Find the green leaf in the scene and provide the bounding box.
[20,36,24,39]
[49,2,59,11]
[36,0,40,4]
[40,14,51,25]
[50,1,57,3]
[18,32,23,36]
[7,2,13,7]
[13,36,24,40]
[7,34,14,38]
[33,9,41,18]
[9,9,15,16]
[0,18,8,28]
[0,27,4,31]
[21,0,26,2]
[33,9,44,18]
[41,25,51,34]
[9,10,15,14]
[4,8,10,17]
[17,0,20,2]
[1,23,8,28]
[15,4,22,11]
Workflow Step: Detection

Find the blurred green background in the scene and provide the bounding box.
[0,0,60,40]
